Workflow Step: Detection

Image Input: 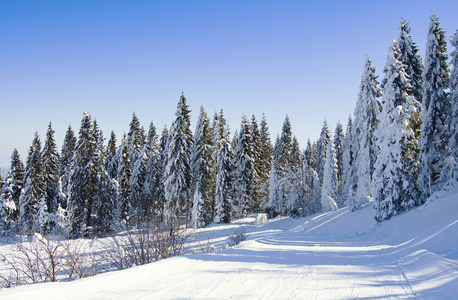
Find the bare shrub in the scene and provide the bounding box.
[107,222,191,270]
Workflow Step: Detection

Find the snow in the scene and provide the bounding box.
[2,188,458,299]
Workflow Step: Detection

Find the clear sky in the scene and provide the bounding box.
[1,0,457,171]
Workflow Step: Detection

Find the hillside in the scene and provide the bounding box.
[1,188,458,299]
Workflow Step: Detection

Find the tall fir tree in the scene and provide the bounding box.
[398,18,424,104]
[115,134,132,229]
[373,41,422,221]
[38,122,60,233]
[59,126,76,208]
[19,132,43,232]
[350,56,382,211]
[419,13,451,195]
[258,113,273,208]
[321,139,339,211]
[316,119,330,183]
[190,106,213,228]
[448,30,458,184]
[142,122,161,220]
[106,131,118,179]
[250,115,263,211]
[341,116,355,203]
[333,121,345,184]
[67,113,96,237]
[10,149,24,221]
[127,112,144,166]
[232,115,254,217]
[163,93,193,226]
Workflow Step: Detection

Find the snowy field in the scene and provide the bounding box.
[1,189,458,299]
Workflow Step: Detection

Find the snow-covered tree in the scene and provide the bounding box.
[127,112,144,166]
[190,106,213,228]
[163,93,193,226]
[373,41,422,221]
[38,122,61,233]
[321,139,338,211]
[448,30,458,185]
[333,121,345,183]
[142,122,161,220]
[258,113,273,207]
[10,149,24,221]
[419,13,451,195]
[1,173,16,233]
[232,115,254,217]
[398,18,424,104]
[316,120,330,183]
[250,115,263,211]
[341,116,354,204]
[214,135,233,223]
[106,131,118,179]
[115,134,131,229]
[67,113,95,237]
[19,132,43,232]
[59,126,76,207]
[350,56,382,211]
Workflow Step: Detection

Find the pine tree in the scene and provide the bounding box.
[373,41,422,221]
[316,120,330,183]
[419,13,451,195]
[190,106,213,228]
[398,18,424,104]
[250,115,263,211]
[350,56,382,211]
[90,123,116,235]
[38,122,60,233]
[115,134,132,229]
[214,134,233,223]
[10,149,24,221]
[341,116,355,204]
[321,138,339,211]
[143,122,161,220]
[232,115,254,217]
[106,131,118,179]
[333,121,345,183]
[449,30,458,184]
[163,93,193,226]
[59,126,76,208]
[19,132,43,232]
[127,112,144,166]
[67,113,95,237]
[258,114,273,208]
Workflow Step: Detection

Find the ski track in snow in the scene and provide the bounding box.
[1,189,458,299]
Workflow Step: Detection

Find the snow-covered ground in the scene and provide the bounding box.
[1,188,458,299]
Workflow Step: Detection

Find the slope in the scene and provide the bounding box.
[1,188,458,299]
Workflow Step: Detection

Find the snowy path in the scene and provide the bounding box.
[1,189,458,299]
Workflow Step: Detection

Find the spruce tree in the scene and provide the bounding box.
[351,56,382,211]
[59,126,76,207]
[419,13,451,195]
[341,116,355,204]
[143,122,161,220]
[163,93,193,226]
[316,119,330,183]
[190,106,213,228]
[449,30,458,184]
[19,132,43,232]
[10,149,24,220]
[67,113,95,237]
[115,134,132,229]
[250,115,263,211]
[333,121,345,183]
[373,41,422,221]
[106,131,118,179]
[232,115,254,217]
[258,114,273,208]
[127,112,144,166]
[321,139,339,211]
[214,131,233,223]
[398,18,424,104]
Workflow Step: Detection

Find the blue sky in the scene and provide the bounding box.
[1,0,457,170]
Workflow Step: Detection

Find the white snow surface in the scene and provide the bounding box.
[2,189,458,299]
